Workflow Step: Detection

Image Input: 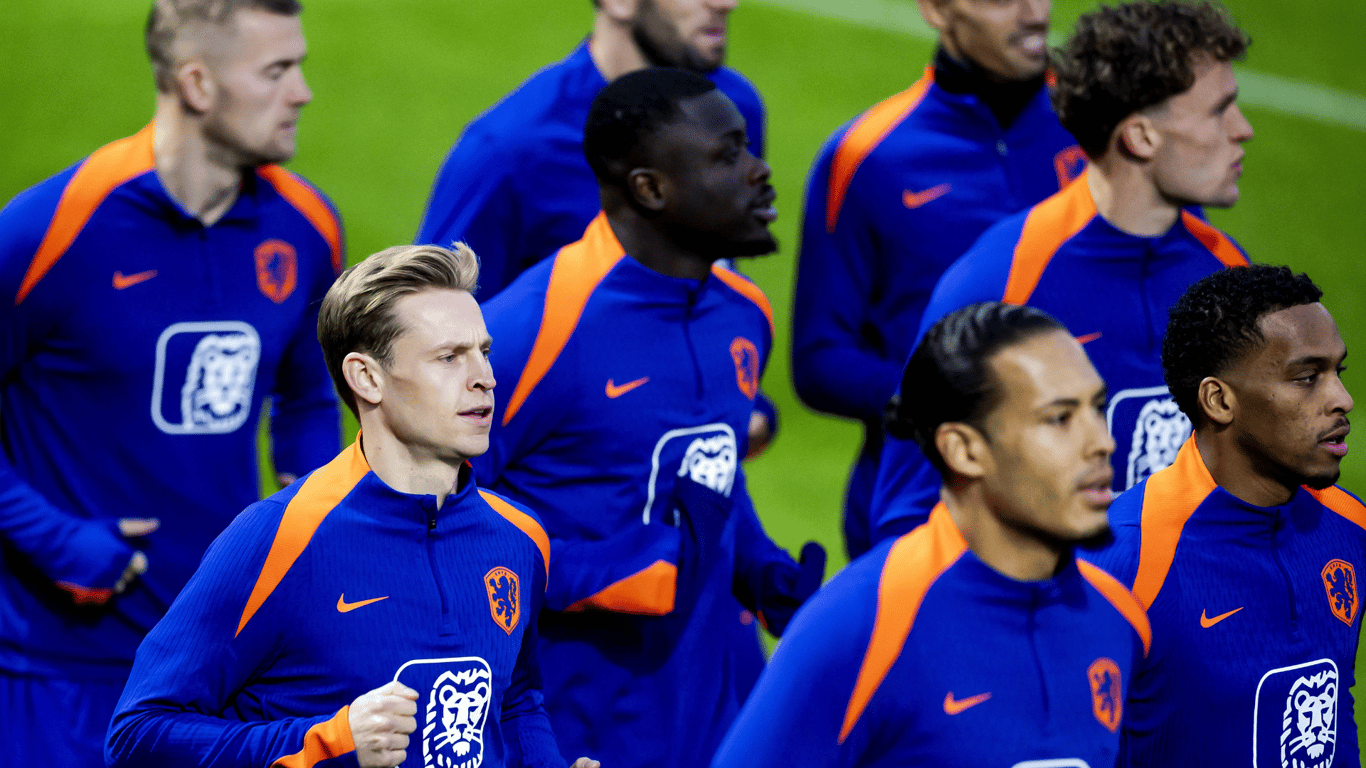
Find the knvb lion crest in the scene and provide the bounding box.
[1254,659,1339,768]
[254,238,298,304]
[1126,397,1190,487]
[1321,559,1358,627]
[393,657,493,768]
[730,337,761,399]
[1087,658,1122,733]
[484,566,520,635]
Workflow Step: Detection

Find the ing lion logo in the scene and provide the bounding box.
[1281,669,1337,768]
[1087,658,1123,733]
[1321,559,1358,627]
[254,239,297,304]
[730,337,760,399]
[484,567,520,635]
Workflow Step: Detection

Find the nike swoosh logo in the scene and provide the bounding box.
[943,691,991,715]
[903,183,951,209]
[113,270,158,290]
[1200,606,1243,628]
[1075,331,1103,345]
[337,594,389,613]
[606,376,650,399]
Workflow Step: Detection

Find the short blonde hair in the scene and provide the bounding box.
[318,243,480,415]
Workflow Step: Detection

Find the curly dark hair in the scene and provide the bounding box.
[1163,265,1323,425]
[584,67,717,188]
[885,303,1065,479]
[1051,0,1250,158]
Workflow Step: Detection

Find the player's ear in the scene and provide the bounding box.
[598,0,638,24]
[626,168,669,213]
[342,352,384,408]
[937,422,989,481]
[916,0,953,33]
[1197,376,1235,427]
[175,59,216,114]
[1116,113,1159,161]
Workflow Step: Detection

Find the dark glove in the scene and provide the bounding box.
[752,541,826,637]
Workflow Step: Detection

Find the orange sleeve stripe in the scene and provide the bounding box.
[1077,559,1152,656]
[501,212,624,425]
[479,490,551,584]
[272,706,355,767]
[840,503,966,743]
[1180,211,1248,268]
[1309,486,1366,532]
[825,69,934,232]
[563,559,676,615]
[1002,172,1097,305]
[710,264,775,338]
[236,441,369,637]
[258,165,344,275]
[1131,437,1216,610]
[15,124,156,306]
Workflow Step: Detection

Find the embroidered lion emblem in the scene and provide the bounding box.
[1087,658,1122,733]
[484,567,519,635]
[1321,559,1358,627]
[1281,669,1337,768]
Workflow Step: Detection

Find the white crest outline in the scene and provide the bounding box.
[150,321,260,435]
[1252,657,1338,768]
[641,423,737,523]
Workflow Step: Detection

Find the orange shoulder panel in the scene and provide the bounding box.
[1077,559,1152,656]
[236,441,369,637]
[839,503,967,743]
[15,124,156,306]
[1130,437,1216,610]
[1180,211,1248,268]
[273,706,355,767]
[501,212,624,425]
[1308,486,1366,532]
[825,69,934,232]
[710,264,775,338]
[479,490,551,583]
[258,165,344,275]
[1002,173,1097,305]
[563,560,677,615]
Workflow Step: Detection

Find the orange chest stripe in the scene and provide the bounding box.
[1131,437,1217,610]
[711,264,775,339]
[257,165,344,275]
[1078,559,1152,656]
[1002,174,1097,306]
[1181,211,1247,268]
[480,490,551,585]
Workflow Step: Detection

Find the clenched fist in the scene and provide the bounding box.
[349,681,419,768]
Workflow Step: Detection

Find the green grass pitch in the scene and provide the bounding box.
[5,0,1366,730]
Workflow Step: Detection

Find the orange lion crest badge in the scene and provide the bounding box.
[730,337,760,399]
[1321,559,1359,627]
[485,567,520,635]
[254,239,298,304]
[1087,658,1123,733]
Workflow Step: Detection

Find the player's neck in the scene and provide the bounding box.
[1086,158,1181,237]
[153,98,244,227]
[943,488,1067,582]
[605,210,714,281]
[356,425,466,510]
[589,13,650,81]
[1195,429,1297,507]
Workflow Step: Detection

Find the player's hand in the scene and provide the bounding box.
[349,681,419,768]
[113,517,158,595]
[570,759,601,768]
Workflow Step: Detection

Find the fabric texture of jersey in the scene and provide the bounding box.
[1084,437,1364,767]
[416,40,765,302]
[0,124,342,684]
[792,64,1082,558]
[475,213,798,768]
[108,439,562,768]
[712,503,1150,768]
[871,172,1247,539]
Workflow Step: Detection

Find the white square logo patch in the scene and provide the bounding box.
[151,321,261,435]
[1254,658,1338,768]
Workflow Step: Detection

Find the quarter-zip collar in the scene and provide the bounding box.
[932,46,1047,129]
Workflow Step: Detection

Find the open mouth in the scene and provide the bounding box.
[460,406,493,420]
[752,191,778,223]
[1320,423,1350,457]
[1078,472,1115,507]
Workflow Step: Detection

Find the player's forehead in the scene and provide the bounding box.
[989,330,1104,413]
[184,8,306,66]
[1250,302,1345,369]
[672,90,745,139]
[391,289,489,350]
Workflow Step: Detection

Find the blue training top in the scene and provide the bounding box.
[0,125,342,681]
[416,40,766,303]
[871,173,1247,541]
[108,440,563,768]
[1084,437,1364,767]
[712,503,1151,768]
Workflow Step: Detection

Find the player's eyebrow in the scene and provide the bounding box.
[1214,87,1238,114]
[1284,353,1337,369]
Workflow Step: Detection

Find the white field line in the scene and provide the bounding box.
[750,0,1366,132]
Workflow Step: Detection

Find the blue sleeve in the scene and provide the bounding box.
[270,245,342,480]
[0,169,135,601]
[711,556,883,768]
[107,501,358,768]
[791,134,904,422]
[499,551,566,768]
[729,468,824,637]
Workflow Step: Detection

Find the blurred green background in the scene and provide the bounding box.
[5,0,1366,724]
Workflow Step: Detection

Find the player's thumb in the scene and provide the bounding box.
[118,518,161,538]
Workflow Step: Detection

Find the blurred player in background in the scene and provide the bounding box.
[1087,266,1362,766]
[793,0,1081,558]
[716,302,1149,767]
[109,244,598,768]
[872,0,1253,541]
[0,1,341,763]
[476,69,823,768]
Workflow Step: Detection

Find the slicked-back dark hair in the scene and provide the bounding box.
[1051,0,1249,158]
[886,302,1067,479]
[1164,265,1323,425]
[146,0,303,93]
[584,67,717,188]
